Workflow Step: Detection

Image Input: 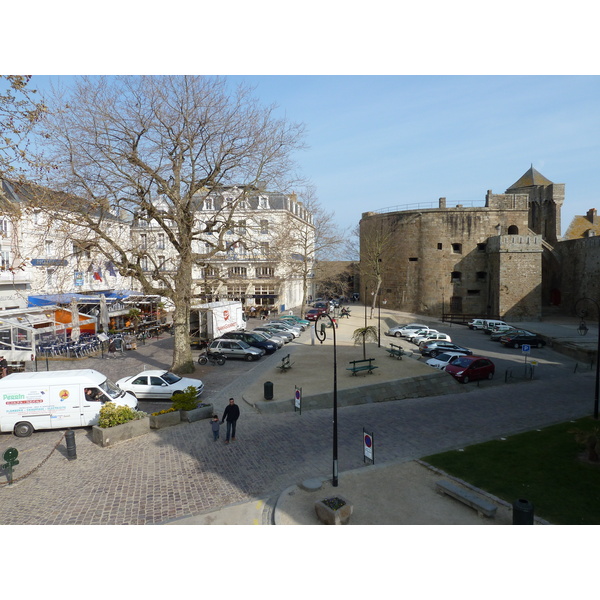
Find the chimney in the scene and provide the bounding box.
[587,208,597,223]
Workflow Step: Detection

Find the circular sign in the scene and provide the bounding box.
[295,389,301,400]
[3,447,18,462]
[364,434,372,448]
[59,389,70,400]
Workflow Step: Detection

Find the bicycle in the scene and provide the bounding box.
[197,351,227,366]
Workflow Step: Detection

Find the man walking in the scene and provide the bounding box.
[221,397,240,444]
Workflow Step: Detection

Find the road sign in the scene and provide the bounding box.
[363,429,374,463]
[522,344,531,354]
[294,386,302,413]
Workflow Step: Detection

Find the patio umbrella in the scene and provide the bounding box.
[99,294,109,332]
[70,297,81,342]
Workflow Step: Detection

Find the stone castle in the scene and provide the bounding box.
[359,166,598,321]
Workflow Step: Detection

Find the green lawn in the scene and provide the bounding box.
[422,417,600,524]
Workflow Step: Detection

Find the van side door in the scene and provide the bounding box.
[49,384,84,429]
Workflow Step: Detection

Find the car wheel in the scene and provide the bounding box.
[488,372,494,380]
[395,332,402,337]
[14,421,34,437]
[515,343,521,348]
[430,350,438,357]
[463,376,470,384]
[245,354,255,361]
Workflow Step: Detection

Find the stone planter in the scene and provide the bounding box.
[92,417,150,447]
[180,404,214,423]
[149,410,181,429]
[314,495,353,525]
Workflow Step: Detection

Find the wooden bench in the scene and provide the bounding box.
[436,480,497,518]
[276,354,294,372]
[347,358,378,376]
[386,343,404,360]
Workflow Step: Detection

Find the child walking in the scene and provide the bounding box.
[210,415,221,441]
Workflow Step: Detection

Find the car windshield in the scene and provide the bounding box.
[452,357,473,368]
[161,372,182,384]
[99,377,126,398]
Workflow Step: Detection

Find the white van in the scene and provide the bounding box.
[482,320,507,333]
[0,369,138,437]
[468,319,486,330]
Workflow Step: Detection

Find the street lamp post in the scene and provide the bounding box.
[315,311,338,487]
[575,297,600,420]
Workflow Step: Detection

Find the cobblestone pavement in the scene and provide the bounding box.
[0,316,595,524]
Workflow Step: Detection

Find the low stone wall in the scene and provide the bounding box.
[92,418,150,447]
[251,371,461,414]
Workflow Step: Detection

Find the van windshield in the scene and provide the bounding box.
[99,378,125,399]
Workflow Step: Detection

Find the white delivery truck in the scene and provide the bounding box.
[0,369,138,437]
[189,301,247,346]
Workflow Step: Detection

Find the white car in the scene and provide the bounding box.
[387,323,428,338]
[426,352,468,370]
[117,370,204,399]
[415,332,452,346]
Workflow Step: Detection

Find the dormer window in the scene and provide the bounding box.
[258,196,269,209]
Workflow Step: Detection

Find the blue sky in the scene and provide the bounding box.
[30,74,600,238]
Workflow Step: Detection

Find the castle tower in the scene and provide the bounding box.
[505,165,564,245]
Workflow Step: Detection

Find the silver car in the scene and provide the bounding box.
[208,339,265,361]
[253,326,293,343]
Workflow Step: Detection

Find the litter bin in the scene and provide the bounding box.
[264,381,274,400]
[512,498,534,525]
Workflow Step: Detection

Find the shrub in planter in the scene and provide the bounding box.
[170,386,200,411]
[98,402,148,428]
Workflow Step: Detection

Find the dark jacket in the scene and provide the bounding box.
[222,403,240,423]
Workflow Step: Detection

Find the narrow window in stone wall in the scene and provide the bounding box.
[409,257,418,262]
[437,243,443,250]
[451,271,461,283]
[467,289,480,296]
[452,243,462,254]
[476,271,487,281]
[477,243,487,252]
[508,225,519,235]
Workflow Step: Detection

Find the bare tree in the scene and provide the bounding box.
[359,218,396,318]
[0,75,47,179]
[32,76,305,372]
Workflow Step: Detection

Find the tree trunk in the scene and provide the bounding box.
[170,256,195,374]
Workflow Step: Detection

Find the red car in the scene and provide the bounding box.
[444,355,495,383]
[305,308,326,321]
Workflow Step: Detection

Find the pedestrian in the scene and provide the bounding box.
[107,339,116,358]
[0,356,7,378]
[210,415,221,441]
[221,397,240,444]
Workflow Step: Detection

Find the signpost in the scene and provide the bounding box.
[363,428,374,464]
[522,343,531,365]
[294,386,302,414]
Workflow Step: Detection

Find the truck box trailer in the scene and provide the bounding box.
[189,301,246,346]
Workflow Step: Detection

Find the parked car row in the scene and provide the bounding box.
[468,319,547,349]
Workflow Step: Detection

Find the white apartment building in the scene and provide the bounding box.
[0,180,315,316]
[131,185,315,313]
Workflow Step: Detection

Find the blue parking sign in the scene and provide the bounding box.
[522,344,531,354]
